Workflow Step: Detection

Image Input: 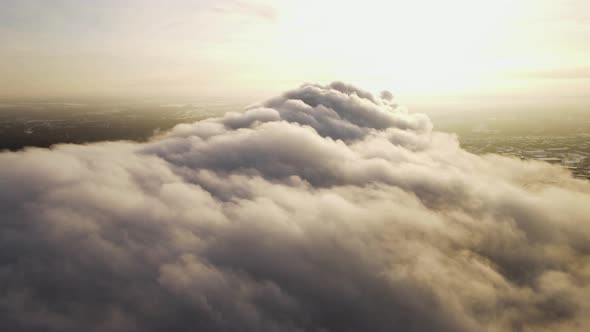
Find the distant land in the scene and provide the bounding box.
[2,101,589,180]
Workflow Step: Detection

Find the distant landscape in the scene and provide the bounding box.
[3,101,588,180]
[0,101,238,150]
[430,109,590,180]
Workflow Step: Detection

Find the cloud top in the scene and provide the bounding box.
[1,82,590,332]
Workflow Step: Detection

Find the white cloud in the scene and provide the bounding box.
[0,82,589,331]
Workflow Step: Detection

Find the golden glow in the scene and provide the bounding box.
[275,0,533,94]
[1,0,589,99]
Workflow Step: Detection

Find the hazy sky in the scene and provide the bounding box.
[1,0,589,100]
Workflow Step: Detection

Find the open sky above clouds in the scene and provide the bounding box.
[1,0,589,99]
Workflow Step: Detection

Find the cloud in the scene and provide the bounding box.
[212,0,278,20]
[1,82,590,331]
[517,67,590,80]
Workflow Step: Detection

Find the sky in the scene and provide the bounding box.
[1,0,589,101]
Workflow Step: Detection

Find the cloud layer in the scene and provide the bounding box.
[1,82,590,331]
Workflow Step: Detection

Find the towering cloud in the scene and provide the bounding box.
[1,82,589,331]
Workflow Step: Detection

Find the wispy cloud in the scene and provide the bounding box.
[519,67,590,79]
[211,0,277,20]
